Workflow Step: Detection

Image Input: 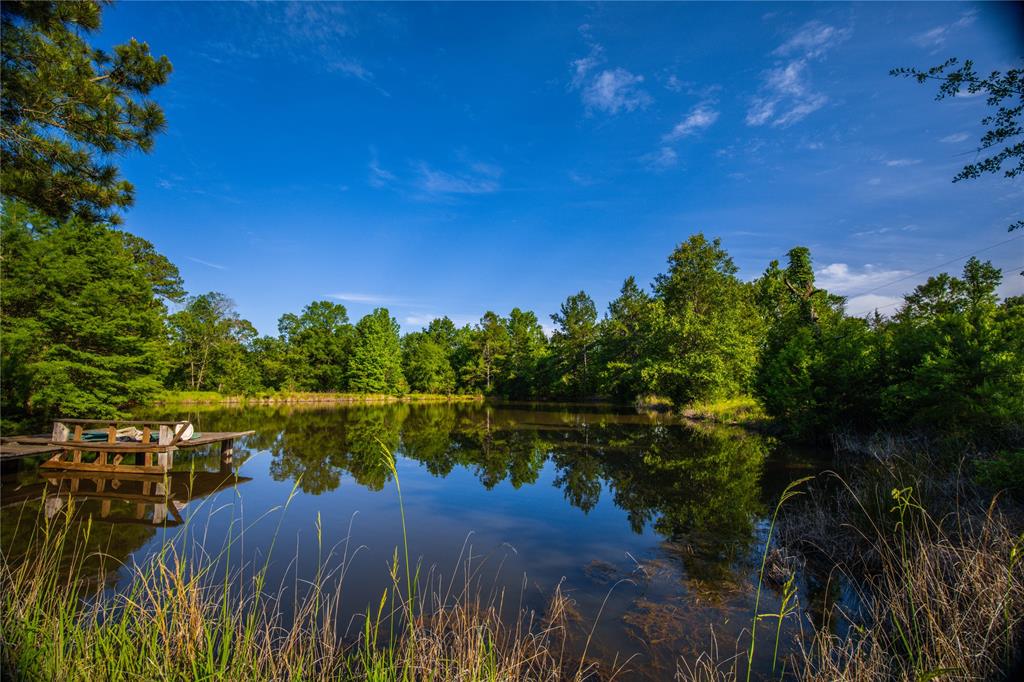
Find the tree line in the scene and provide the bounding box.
[1,2,1020,442]
[3,195,1021,444]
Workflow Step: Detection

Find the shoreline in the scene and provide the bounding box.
[153,391,484,407]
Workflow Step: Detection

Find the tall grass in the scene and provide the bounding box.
[3,455,1020,680]
[681,465,1024,681]
[0,465,590,681]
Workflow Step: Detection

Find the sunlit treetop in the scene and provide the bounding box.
[0,0,172,224]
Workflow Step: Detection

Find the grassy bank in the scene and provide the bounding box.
[154,390,484,407]
[635,394,770,429]
[682,458,1024,680]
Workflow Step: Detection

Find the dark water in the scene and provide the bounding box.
[0,402,836,678]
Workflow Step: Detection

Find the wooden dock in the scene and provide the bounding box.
[1,419,254,474]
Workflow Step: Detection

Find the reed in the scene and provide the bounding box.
[0,465,591,682]
[680,464,1024,681]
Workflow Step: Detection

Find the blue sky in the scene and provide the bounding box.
[99,1,1023,335]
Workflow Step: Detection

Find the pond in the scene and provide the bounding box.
[0,402,835,679]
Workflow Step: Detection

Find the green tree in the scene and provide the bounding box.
[166,292,257,393]
[348,308,406,394]
[885,258,1023,435]
[598,276,659,401]
[549,291,599,398]
[277,300,352,391]
[1,1,172,224]
[892,58,1023,231]
[462,311,510,394]
[251,335,290,391]
[502,308,548,399]
[0,202,180,423]
[649,234,761,405]
[754,246,851,436]
[402,331,456,394]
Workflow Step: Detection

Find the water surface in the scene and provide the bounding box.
[0,402,833,678]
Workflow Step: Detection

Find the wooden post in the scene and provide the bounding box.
[52,422,69,443]
[157,425,174,472]
[221,438,234,466]
[157,450,174,471]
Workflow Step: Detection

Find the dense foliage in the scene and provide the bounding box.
[4,193,1021,445]
[0,202,182,422]
[0,1,172,224]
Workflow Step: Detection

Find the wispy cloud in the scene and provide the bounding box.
[747,20,848,127]
[940,132,969,144]
[568,171,598,186]
[581,68,651,115]
[747,61,828,127]
[911,11,976,49]
[885,158,921,167]
[328,58,390,96]
[368,148,396,188]
[571,43,604,89]
[773,20,851,59]
[852,223,920,237]
[642,146,678,169]
[187,256,227,271]
[329,58,372,81]
[328,292,398,304]
[570,34,651,115]
[414,161,501,195]
[663,103,719,141]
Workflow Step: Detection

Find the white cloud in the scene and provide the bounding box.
[747,21,847,127]
[664,74,685,92]
[885,158,921,167]
[816,263,911,294]
[329,59,372,82]
[328,292,397,304]
[642,146,678,169]
[940,132,969,144]
[773,20,851,59]
[571,44,604,89]
[570,34,651,116]
[414,162,501,195]
[369,161,395,188]
[581,67,652,115]
[568,171,597,186]
[663,104,719,141]
[867,177,882,186]
[846,294,904,316]
[368,148,396,188]
[404,313,438,327]
[911,11,976,48]
[747,60,828,127]
[187,256,227,271]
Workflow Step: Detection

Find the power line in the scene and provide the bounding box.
[845,262,1024,318]
[836,233,1024,301]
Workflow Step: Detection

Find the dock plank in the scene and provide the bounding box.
[0,442,59,460]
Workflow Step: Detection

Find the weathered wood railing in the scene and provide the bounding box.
[41,419,194,474]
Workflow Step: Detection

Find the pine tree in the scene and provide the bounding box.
[1,1,172,224]
[0,202,181,423]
